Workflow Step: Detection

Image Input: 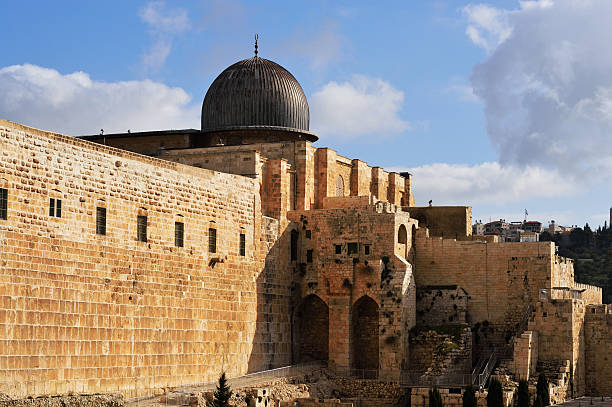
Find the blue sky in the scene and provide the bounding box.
[1,0,611,228]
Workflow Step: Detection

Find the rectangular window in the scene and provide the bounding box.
[291,230,298,261]
[348,242,358,255]
[239,233,246,256]
[335,244,342,255]
[49,198,62,218]
[96,207,107,235]
[306,249,313,263]
[137,215,147,242]
[364,244,371,255]
[305,230,311,239]
[175,222,184,247]
[209,228,217,253]
[0,188,7,220]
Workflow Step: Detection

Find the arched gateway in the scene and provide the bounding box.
[295,295,329,363]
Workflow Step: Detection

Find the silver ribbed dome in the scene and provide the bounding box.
[201,57,309,132]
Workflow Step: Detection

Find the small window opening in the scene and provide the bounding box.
[209,228,217,253]
[290,230,299,261]
[0,188,7,220]
[240,233,246,256]
[348,242,358,255]
[306,249,313,263]
[49,198,62,218]
[96,207,106,235]
[364,244,371,255]
[335,244,342,255]
[305,230,312,239]
[175,222,184,247]
[137,215,147,242]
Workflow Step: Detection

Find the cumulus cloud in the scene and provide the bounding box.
[139,1,191,71]
[397,162,576,206]
[310,75,410,140]
[465,0,612,178]
[0,64,199,136]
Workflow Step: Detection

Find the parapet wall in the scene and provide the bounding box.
[408,206,472,239]
[0,119,290,398]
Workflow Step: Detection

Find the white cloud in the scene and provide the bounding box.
[396,162,576,206]
[139,1,190,33]
[462,3,513,53]
[139,1,191,71]
[446,82,480,103]
[0,64,199,136]
[465,0,612,178]
[278,22,345,70]
[310,75,410,140]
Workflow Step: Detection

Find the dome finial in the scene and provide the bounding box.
[254,33,259,57]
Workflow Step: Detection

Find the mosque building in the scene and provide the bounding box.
[0,46,610,402]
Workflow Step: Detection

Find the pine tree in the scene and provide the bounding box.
[463,385,477,407]
[429,386,443,407]
[208,372,232,407]
[517,379,529,407]
[486,378,503,407]
[535,373,549,407]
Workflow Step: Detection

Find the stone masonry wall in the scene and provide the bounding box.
[414,233,556,327]
[287,204,416,377]
[415,286,468,326]
[408,207,472,239]
[584,304,612,396]
[529,299,586,397]
[0,119,290,398]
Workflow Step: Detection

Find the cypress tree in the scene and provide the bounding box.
[208,372,232,407]
[463,385,477,407]
[535,373,550,407]
[517,379,529,407]
[487,378,503,407]
[429,386,443,407]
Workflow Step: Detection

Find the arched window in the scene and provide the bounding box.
[336,175,344,197]
[398,224,407,244]
[398,224,408,258]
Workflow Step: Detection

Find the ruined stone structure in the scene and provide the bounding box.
[1,54,611,401]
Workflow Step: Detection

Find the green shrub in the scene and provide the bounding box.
[429,386,443,407]
[535,373,550,407]
[463,385,477,407]
[517,379,529,407]
[487,378,503,407]
[207,372,232,407]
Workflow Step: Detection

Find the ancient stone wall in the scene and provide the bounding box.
[415,286,469,326]
[414,234,556,327]
[287,204,416,377]
[0,119,290,398]
[408,206,472,239]
[529,299,586,397]
[510,330,538,380]
[584,304,612,396]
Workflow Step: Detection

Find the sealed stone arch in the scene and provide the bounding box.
[352,295,379,372]
[336,175,344,197]
[295,294,329,363]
